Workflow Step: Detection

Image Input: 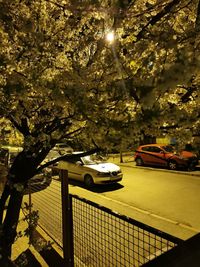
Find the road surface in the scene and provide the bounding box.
[67,164,200,240]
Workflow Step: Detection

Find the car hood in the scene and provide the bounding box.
[85,162,120,172]
[180,150,197,158]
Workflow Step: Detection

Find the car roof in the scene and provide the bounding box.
[139,144,170,147]
[72,151,84,155]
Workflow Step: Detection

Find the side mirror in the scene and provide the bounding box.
[76,161,82,166]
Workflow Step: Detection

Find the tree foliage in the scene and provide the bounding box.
[1,0,200,152]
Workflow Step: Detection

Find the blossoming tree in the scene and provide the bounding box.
[0,0,199,264]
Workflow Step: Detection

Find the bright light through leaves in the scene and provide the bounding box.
[105,31,115,43]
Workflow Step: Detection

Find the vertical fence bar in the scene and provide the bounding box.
[60,169,74,267]
[28,189,33,245]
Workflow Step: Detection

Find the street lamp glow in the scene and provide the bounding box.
[105,31,115,43]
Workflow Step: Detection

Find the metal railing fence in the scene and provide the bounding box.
[71,194,182,267]
[23,174,183,266]
[24,179,63,248]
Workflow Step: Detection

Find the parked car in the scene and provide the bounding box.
[43,147,73,176]
[53,143,73,154]
[0,146,52,188]
[134,144,198,170]
[0,146,23,168]
[57,153,123,187]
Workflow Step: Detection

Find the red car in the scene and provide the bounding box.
[134,144,198,170]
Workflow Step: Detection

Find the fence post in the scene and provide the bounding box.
[60,169,74,267]
[28,189,33,245]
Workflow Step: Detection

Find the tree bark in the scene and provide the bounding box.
[0,186,23,264]
[0,183,11,223]
[120,150,123,163]
[195,0,200,31]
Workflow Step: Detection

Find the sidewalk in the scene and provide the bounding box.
[12,211,48,266]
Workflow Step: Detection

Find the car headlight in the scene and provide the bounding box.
[178,156,189,161]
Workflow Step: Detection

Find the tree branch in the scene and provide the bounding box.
[180,85,197,103]
[136,0,180,40]
[37,147,101,172]
[61,127,84,139]
[8,115,30,136]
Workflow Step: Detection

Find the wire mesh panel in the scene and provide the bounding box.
[23,178,183,267]
[23,179,63,247]
[71,195,182,267]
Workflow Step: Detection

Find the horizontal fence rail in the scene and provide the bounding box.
[24,178,183,266]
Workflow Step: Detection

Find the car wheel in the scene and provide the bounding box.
[168,160,177,170]
[84,175,94,188]
[135,157,144,166]
[188,163,196,171]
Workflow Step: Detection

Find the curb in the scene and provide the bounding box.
[118,162,200,177]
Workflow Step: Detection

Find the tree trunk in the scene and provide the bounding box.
[0,186,23,265]
[120,150,123,163]
[195,0,200,31]
[0,146,99,264]
[0,149,47,264]
[0,184,10,223]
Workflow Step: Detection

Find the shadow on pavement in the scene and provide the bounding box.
[14,230,65,267]
[68,179,124,193]
[14,248,42,267]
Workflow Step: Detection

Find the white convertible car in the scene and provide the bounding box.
[57,153,123,187]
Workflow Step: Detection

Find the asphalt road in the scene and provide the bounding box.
[67,163,200,240]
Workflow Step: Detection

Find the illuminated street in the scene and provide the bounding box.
[68,165,200,240]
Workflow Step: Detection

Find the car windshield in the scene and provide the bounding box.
[162,145,175,153]
[81,155,97,165]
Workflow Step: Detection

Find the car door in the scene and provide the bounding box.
[140,146,153,164]
[148,146,167,166]
[67,158,84,181]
